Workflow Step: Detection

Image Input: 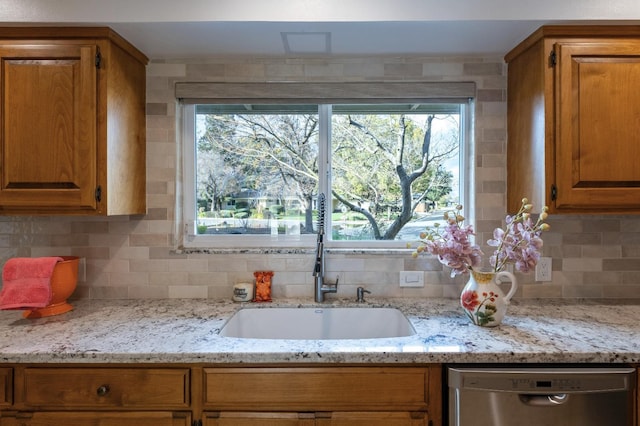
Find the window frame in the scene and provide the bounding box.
[178,82,476,250]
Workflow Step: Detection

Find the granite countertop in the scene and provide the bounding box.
[0,298,638,364]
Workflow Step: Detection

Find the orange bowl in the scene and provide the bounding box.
[23,256,80,319]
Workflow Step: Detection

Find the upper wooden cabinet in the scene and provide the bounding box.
[0,27,147,215]
[505,26,640,214]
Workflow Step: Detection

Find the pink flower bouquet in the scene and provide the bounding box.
[413,198,550,277]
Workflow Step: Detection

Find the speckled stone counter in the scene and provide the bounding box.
[0,298,638,364]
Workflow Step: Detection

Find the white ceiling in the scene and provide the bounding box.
[1,0,640,59]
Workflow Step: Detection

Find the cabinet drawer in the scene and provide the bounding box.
[21,367,189,408]
[0,368,11,406]
[203,367,428,411]
[0,411,192,426]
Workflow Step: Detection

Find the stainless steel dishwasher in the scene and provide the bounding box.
[448,367,636,426]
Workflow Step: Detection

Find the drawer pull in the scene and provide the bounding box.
[96,385,110,397]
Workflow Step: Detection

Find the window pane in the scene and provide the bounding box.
[195,105,319,236]
[330,104,461,241]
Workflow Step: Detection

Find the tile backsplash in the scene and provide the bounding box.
[2,55,639,300]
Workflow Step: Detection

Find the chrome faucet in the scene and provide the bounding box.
[356,287,371,303]
[313,193,338,302]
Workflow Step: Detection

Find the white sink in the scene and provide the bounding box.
[219,307,416,340]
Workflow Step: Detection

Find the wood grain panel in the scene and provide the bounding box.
[203,367,429,412]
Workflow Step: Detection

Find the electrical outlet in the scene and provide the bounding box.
[535,257,552,282]
[399,271,424,287]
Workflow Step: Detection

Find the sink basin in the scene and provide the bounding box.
[219,307,416,340]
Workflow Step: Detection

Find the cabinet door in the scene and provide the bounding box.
[203,367,429,412]
[315,411,427,426]
[203,412,314,426]
[0,368,11,407]
[0,411,191,426]
[0,44,98,212]
[21,367,189,409]
[555,40,640,210]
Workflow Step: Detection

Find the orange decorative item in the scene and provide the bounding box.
[22,256,80,319]
[253,270,273,302]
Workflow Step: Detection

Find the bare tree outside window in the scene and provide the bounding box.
[193,104,461,241]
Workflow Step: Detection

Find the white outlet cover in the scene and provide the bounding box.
[535,257,553,282]
[399,271,424,287]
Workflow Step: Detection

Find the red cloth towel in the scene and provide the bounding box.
[0,257,63,310]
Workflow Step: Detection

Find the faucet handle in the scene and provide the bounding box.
[356,286,371,303]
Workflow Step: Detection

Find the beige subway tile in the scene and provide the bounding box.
[128,286,169,299]
[168,285,208,298]
[281,284,314,298]
[90,286,129,299]
[88,233,129,247]
[343,62,385,78]
[602,259,640,271]
[400,285,444,298]
[224,63,265,79]
[130,259,170,273]
[582,271,621,285]
[167,259,208,272]
[101,259,130,273]
[199,272,234,287]
[207,286,233,300]
[622,271,640,284]
[130,234,169,247]
[246,258,287,272]
[563,233,602,245]
[521,284,563,298]
[622,246,640,257]
[443,284,464,299]
[581,245,621,258]
[284,256,315,272]
[273,271,307,286]
[147,63,187,77]
[146,127,169,143]
[423,62,463,77]
[304,63,344,78]
[405,258,443,273]
[191,272,229,286]
[111,246,150,260]
[208,257,248,272]
[51,234,90,247]
[265,63,305,78]
[71,221,108,234]
[562,284,603,298]
[185,63,226,78]
[563,258,602,272]
[149,271,187,286]
[150,247,187,260]
[602,285,640,298]
[363,257,404,272]
[146,75,170,91]
[110,272,149,286]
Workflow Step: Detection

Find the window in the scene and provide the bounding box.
[179,83,475,249]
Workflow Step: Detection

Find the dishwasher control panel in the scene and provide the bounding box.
[452,367,634,393]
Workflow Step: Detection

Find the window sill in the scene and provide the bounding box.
[174,247,415,256]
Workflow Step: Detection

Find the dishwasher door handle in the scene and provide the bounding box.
[520,394,569,406]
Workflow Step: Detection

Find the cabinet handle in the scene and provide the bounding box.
[96,384,110,397]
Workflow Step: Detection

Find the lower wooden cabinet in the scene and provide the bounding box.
[0,364,441,426]
[202,366,436,426]
[203,412,315,426]
[20,367,189,408]
[0,411,191,426]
